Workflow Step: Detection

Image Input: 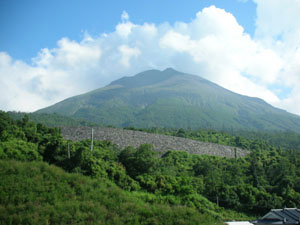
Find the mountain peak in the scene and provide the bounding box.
[109,68,182,88]
[37,68,300,132]
[161,67,184,76]
[163,67,177,72]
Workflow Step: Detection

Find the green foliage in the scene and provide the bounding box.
[119,144,158,177]
[0,111,139,191]
[0,139,41,161]
[8,111,97,127]
[1,110,300,223]
[69,140,140,191]
[120,145,300,215]
[0,111,11,134]
[0,160,220,225]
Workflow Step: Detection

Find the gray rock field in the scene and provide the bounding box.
[61,127,249,158]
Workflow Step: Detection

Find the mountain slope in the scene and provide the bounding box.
[37,68,300,132]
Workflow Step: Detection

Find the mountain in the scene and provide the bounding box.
[36,68,300,132]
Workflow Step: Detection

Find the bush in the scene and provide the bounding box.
[0,139,42,161]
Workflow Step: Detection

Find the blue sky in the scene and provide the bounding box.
[0,0,256,60]
[1,0,300,115]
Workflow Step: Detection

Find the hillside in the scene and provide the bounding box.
[36,68,300,132]
[61,126,249,158]
[2,111,300,223]
[0,160,221,225]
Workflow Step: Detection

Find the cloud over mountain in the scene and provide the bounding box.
[0,2,300,115]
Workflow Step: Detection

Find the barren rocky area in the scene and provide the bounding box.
[61,127,249,158]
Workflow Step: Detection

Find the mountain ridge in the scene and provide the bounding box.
[36,68,300,132]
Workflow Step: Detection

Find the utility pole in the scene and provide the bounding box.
[234,148,237,159]
[67,141,70,159]
[91,128,94,151]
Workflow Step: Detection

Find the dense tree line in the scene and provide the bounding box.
[1,111,300,224]
[118,145,300,213]
[7,111,97,127]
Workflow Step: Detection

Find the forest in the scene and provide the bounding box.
[1,111,300,224]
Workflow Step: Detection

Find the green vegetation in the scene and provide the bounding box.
[1,110,300,224]
[8,111,97,127]
[119,145,300,214]
[37,68,300,132]
[0,111,221,224]
[1,160,217,225]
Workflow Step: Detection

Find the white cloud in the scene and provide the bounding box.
[121,11,129,21]
[0,52,50,111]
[0,37,102,112]
[119,45,140,67]
[253,0,300,114]
[0,5,300,115]
[159,6,282,104]
[116,21,136,38]
[160,31,192,53]
[254,0,300,44]
[279,90,300,115]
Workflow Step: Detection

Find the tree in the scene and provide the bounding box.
[119,144,157,177]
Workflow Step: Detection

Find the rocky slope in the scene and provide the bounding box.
[61,127,249,158]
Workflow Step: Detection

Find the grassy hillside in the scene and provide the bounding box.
[0,160,219,225]
[36,68,300,132]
